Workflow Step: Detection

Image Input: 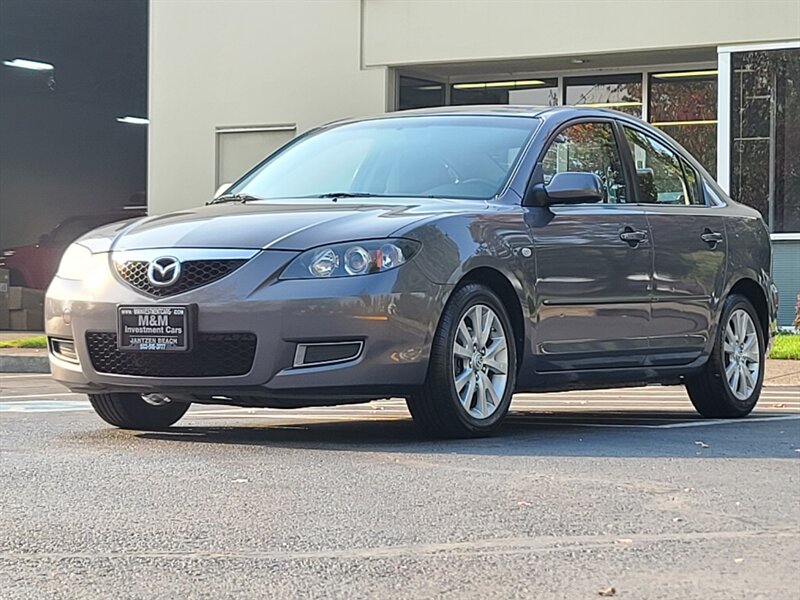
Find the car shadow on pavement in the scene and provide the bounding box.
[135,410,800,459]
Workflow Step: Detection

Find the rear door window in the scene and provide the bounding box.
[622,127,703,206]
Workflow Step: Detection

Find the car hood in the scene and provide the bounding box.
[90,199,482,252]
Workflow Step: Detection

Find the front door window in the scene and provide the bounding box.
[542,122,629,203]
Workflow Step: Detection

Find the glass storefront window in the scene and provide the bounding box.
[731,49,800,233]
[564,74,642,116]
[397,76,445,111]
[648,70,717,175]
[450,78,558,106]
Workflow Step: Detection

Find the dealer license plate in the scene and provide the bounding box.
[117,305,190,352]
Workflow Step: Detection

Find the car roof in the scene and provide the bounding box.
[382,105,552,118]
[328,105,646,127]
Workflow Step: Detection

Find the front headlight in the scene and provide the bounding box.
[56,243,94,281]
[280,239,420,280]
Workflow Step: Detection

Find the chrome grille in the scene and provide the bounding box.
[115,259,247,297]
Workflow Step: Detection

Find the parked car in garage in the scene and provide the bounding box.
[45,106,777,437]
[2,207,146,289]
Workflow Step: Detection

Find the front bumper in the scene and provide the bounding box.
[45,250,447,406]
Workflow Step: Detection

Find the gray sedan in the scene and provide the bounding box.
[46,106,778,437]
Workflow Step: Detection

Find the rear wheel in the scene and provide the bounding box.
[407,283,517,438]
[89,393,190,430]
[686,294,764,418]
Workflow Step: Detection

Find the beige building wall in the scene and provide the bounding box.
[149,0,800,214]
[363,0,800,66]
[148,0,385,214]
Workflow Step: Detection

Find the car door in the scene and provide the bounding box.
[620,125,727,365]
[529,120,652,371]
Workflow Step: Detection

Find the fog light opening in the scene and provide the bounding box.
[49,338,79,364]
[293,341,364,368]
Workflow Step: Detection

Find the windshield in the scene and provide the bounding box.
[228,115,537,201]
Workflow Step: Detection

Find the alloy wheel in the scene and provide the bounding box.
[452,304,509,419]
[723,308,760,400]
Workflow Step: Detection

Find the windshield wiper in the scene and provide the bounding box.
[314,192,387,199]
[208,193,263,205]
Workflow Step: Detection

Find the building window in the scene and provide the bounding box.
[564,74,642,116]
[648,70,717,175]
[397,76,445,111]
[730,48,800,233]
[450,78,558,106]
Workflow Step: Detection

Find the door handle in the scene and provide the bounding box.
[619,227,648,247]
[700,229,724,247]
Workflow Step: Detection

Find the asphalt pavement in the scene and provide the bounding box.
[1,374,799,599]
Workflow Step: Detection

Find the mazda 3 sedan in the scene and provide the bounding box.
[46,106,777,437]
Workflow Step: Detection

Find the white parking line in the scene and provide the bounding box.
[187,404,797,416]
[0,400,92,412]
[515,393,800,400]
[510,404,799,410]
[1,387,796,423]
[513,414,800,429]
[0,392,82,400]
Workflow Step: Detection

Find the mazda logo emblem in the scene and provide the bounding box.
[147,256,181,287]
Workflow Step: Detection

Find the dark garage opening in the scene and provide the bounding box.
[0,0,148,290]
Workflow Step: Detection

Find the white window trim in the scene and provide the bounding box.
[716,51,731,192]
[215,124,297,134]
[718,40,800,55]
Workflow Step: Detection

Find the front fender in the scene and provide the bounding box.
[400,210,536,357]
[401,211,533,286]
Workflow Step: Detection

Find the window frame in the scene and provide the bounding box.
[616,121,711,208]
[532,116,637,205]
[678,157,705,207]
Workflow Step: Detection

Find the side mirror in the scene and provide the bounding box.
[214,183,232,199]
[543,172,603,205]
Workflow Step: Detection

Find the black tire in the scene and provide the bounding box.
[406,283,517,438]
[89,393,190,430]
[685,294,765,418]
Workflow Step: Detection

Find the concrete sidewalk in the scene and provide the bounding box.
[765,359,800,386]
[0,330,44,342]
[0,347,48,373]
[0,331,46,372]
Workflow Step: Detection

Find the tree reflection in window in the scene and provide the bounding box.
[542,122,628,203]
[730,49,800,233]
[649,71,717,175]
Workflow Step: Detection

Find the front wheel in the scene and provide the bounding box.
[407,284,517,438]
[686,294,765,418]
[89,393,190,430]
